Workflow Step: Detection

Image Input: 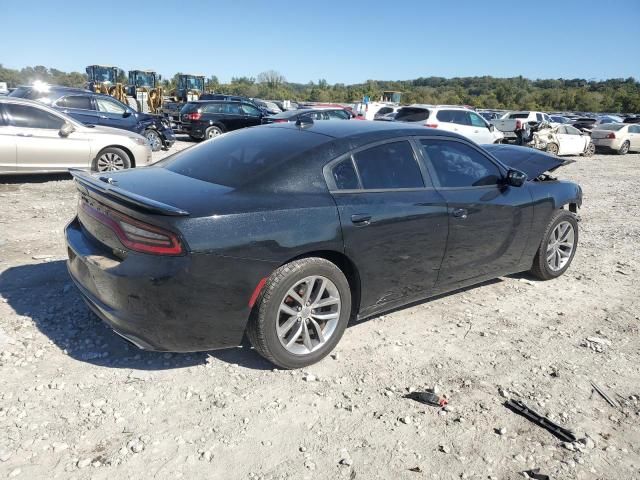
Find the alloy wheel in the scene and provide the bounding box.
[276,276,341,355]
[145,130,162,151]
[546,221,575,271]
[207,128,222,139]
[96,152,125,172]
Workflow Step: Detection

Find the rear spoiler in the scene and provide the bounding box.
[69,169,190,217]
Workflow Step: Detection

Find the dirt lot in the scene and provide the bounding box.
[0,139,638,480]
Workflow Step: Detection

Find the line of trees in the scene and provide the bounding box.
[2,64,639,113]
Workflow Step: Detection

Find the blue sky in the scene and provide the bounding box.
[3,0,639,83]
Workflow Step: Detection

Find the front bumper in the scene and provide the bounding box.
[65,217,274,352]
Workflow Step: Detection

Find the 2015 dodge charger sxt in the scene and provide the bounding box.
[65,121,582,368]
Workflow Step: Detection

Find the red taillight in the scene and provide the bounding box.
[272,119,288,123]
[606,132,616,139]
[425,123,438,128]
[185,112,202,121]
[80,201,183,255]
[515,119,522,129]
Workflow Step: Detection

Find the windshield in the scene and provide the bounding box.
[181,77,203,91]
[91,67,117,83]
[132,72,155,88]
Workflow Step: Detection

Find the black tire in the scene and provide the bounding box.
[530,210,578,280]
[91,147,132,172]
[205,125,224,139]
[545,143,559,155]
[617,140,630,155]
[247,257,352,369]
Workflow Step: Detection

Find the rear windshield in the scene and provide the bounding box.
[395,107,429,122]
[596,124,624,131]
[508,113,530,119]
[157,127,329,189]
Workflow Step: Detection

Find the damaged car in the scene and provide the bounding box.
[530,124,595,156]
[65,121,582,369]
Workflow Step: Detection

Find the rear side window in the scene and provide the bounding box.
[436,110,470,125]
[57,95,94,110]
[5,103,64,129]
[353,141,424,189]
[160,127,329,189]
[181,102,203,114]
[395,107,429,122]
[203,103,225,114]
[377,107,393,116]
[420,139,501,188]
[332,159,359,190]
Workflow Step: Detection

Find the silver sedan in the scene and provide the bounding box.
[0,97,152,174]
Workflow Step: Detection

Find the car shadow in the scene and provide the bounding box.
[0,260,272,371]
[0,173,71,185]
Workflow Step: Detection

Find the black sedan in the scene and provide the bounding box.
[65,121,582,368]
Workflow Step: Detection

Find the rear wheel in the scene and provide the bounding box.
[545,143,559,155]
[205,126,224,139]
[617,140,630,155]
[530,210,578,280]
[144,129,162,152]
[247,258,352,369]
[583,142,595,157]
[92,147,131,172]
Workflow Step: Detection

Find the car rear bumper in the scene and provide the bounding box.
[65,216,276,352]
[591,138,621,150]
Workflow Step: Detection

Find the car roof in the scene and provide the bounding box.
[263,119,465,140]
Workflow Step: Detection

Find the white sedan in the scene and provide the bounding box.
[533,124,595,156]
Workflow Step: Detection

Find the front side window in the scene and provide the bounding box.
[96,97,127,114]
[328,110,349,120]
[58,95,94,110]
[241,104,261,116]
[469,112,487,127]
[5,104,64,129]
[565,126,581,135]
[353,141,424,190]
[332,158,359,190]
[420,139,501,188]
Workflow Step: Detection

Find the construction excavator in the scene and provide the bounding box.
[162,74,206,129]
[127,70,164,114]
[85,65,164,114]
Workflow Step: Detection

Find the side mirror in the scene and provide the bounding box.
[506,169,527,187]
[123,110,132,118]
[489,124,495,132]
[59,122,75,137]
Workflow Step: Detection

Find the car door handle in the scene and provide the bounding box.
[351,214,371,225]
[16,133,33,137]
[452,208,468,219]
[99,115,108,119]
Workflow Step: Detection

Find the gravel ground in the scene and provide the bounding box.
[0,139,639,480]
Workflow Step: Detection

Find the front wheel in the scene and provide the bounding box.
[92,147,131,172]
[545,143,559,155]
[530,210,578,280]
[247,258,352,369]
[144,129,163,152]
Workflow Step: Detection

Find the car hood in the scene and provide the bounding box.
[80,124,145,139]
[482,144,572,179]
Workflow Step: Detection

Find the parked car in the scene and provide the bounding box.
[530,124,595,156]
[394,105,504,144]
[65,120,582,368]
[590,123,640,154]
[9,85,174,151]
[478,110,502,121]
[492,111,555,143]
[262,108,352,124]
[180,100,264,140]
[571,117,597,133]
[622,116,640,124]
[0,97,151,174]
[373,105,401,121]
[549,115,572,124]
[375,112,398,122]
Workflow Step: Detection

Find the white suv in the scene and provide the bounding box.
[394,105,504,144]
